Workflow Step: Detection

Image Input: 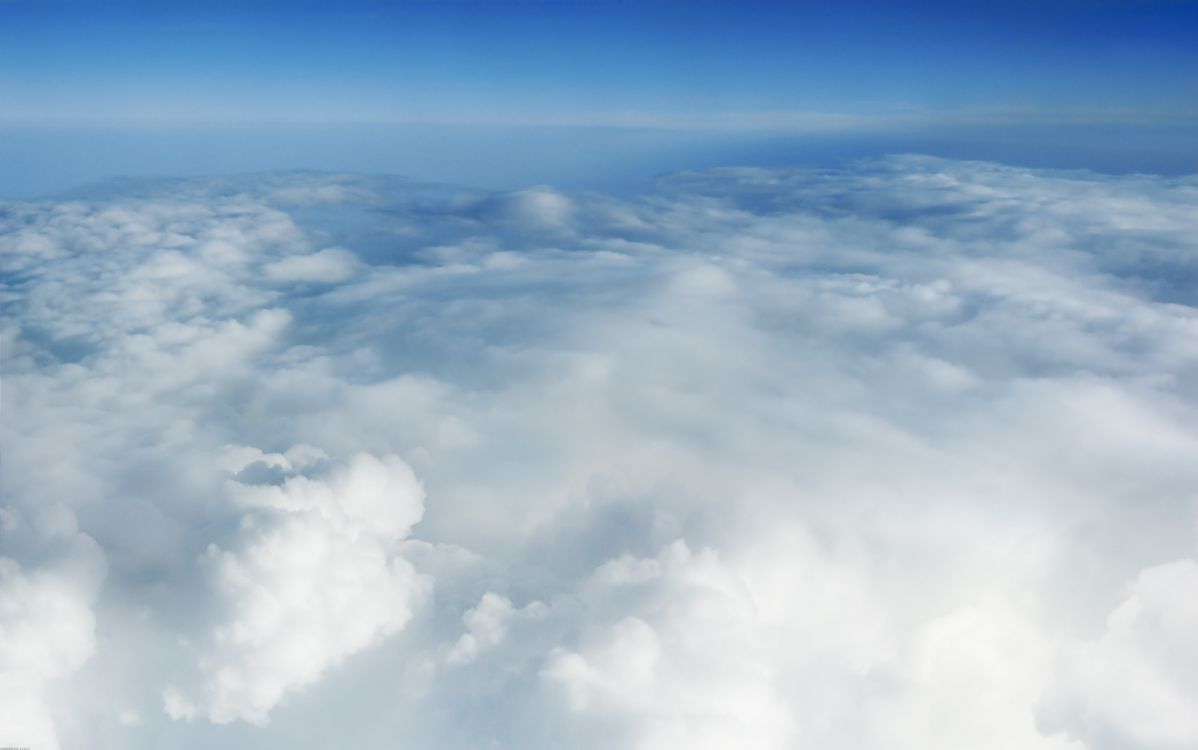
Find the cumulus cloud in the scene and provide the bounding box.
[262,247,359,283]
[0,507,106,750]
[539,540,801,749]
[163,451,429,725]
[1037,556,1198,749]
[2,158,1197,749]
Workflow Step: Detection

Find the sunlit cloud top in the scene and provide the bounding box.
[4,157,1198,750]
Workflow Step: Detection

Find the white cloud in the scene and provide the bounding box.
[262,247,360,283]
[2,159,1197,748]
[0,508,106,750]
[1037,556,1198,750]
[446,591,547,666]
[539,541,801,750]
[165,452,430,725]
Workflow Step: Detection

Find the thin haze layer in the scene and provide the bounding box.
[2,157,1198,749]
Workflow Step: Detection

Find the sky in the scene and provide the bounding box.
[3,0,1196,124]
[1,0,1197,195]
[3,3,1198,750]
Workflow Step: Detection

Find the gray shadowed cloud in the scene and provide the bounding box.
[2,157,1198,749]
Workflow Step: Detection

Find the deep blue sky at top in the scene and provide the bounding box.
[3,0,1196,125]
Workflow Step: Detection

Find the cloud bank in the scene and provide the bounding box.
[2,158,1197,749]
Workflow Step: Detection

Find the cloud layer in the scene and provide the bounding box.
[2,158,1197,749]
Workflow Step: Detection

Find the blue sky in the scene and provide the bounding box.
[3,0,1196,126]
[1,1,1196,197]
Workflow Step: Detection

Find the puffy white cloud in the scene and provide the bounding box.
[0,508,106,750]
[227,452,425,539]
[262,247,359,283]
[164,452,430,724]
[2,159,1197,749]
[446,591,547,666]
[1037,556,1198,750]
[539,541,801,750]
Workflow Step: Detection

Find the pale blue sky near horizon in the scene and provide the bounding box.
[4,120,1197,200]
[1,0,1196,195]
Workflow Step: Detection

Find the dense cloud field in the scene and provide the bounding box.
[3,157,1198,749]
